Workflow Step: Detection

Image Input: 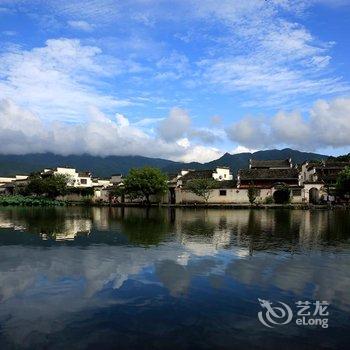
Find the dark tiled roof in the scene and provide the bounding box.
[181,169,213,182]
[250,159,291,169]
[323,161,350,168]
[78,172,90,177]
[239,168,299,180]
[216,180,237,188]
[315,168,347,184]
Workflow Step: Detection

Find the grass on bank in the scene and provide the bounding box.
[0,195,67,206]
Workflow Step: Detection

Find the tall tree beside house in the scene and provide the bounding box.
[108,185,127,204]
[25,174,69,199]
[123,167,168,205]
[336,166,350,198]
[247,184,259,204]
[185,178,218,203]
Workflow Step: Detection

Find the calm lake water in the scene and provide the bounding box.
[0,207,350,350]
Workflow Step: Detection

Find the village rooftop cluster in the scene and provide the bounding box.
[0,158,349,205]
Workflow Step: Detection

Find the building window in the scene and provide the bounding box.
[80,179,87,185]
[219,190,227,196]
[224,174,226,178]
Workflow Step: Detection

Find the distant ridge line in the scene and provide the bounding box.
[0,148,328,177]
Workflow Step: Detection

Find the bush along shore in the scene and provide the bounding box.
[0,195,67,206]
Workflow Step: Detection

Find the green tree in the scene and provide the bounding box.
[25,174,45,196]
[336,166,350,198]
[44,174,70,198]
[247,184,259,204]
[26,174,69,199]
[108,185,126,204]
[185,178,217,203]
[123,167,168,205]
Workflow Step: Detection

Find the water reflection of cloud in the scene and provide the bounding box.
[0,242,228,345]
[226,253,350,311]
[1,207,350,346]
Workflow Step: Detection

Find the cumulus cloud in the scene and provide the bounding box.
[226,117,270,149]
[174,138,223,163]
[226,97,350,150]
[231,145,257,154]
[189,127,224,144]
[158,107,191,141]
[0,99,221,162]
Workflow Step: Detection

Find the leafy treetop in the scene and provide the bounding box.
[123,167,168,205]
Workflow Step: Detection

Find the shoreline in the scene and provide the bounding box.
[0,201,349,210]
[115,203,349,210]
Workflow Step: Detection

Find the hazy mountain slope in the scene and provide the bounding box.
[162,148,327,174]
[0,148,327,177]
[0,153,182,177]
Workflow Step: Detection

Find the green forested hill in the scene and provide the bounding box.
[0,148,327,177]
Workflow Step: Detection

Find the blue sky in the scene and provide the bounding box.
[0,0,350,162]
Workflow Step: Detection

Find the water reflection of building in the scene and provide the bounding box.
[0,206,348,248]
[0,208,92,241]
[41,219,92,241]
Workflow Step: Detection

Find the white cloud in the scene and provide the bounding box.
[194,1,349,106]
[0,38,133,123]
[68,20,94,32]
[176,138,190,148]
[0,1,348,109]
[158,107,191,141]
[181,146,223,163]
[226,117,270,149]
[115,113,130,127]
[173,142,223,163]
[226,97,350,150]
[0,99,222,162]
[231,145,257,154]
[189,128,223,144]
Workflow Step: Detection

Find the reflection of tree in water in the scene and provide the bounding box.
[1,207,350,248]
[236,209,350,253]
[303,210,350,245]
[115,208,172,245]
[181,219,216,237]
[238,210,300,254]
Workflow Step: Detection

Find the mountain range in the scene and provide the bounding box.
[0,148,327,178]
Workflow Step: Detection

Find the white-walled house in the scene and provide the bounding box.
[176,167,233,187]
[0,175,28,186]
[212,167,233,181]
[42,167,93,188]
[170,162,305,205]
[0,175,29,194]
[299,160,350,203]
